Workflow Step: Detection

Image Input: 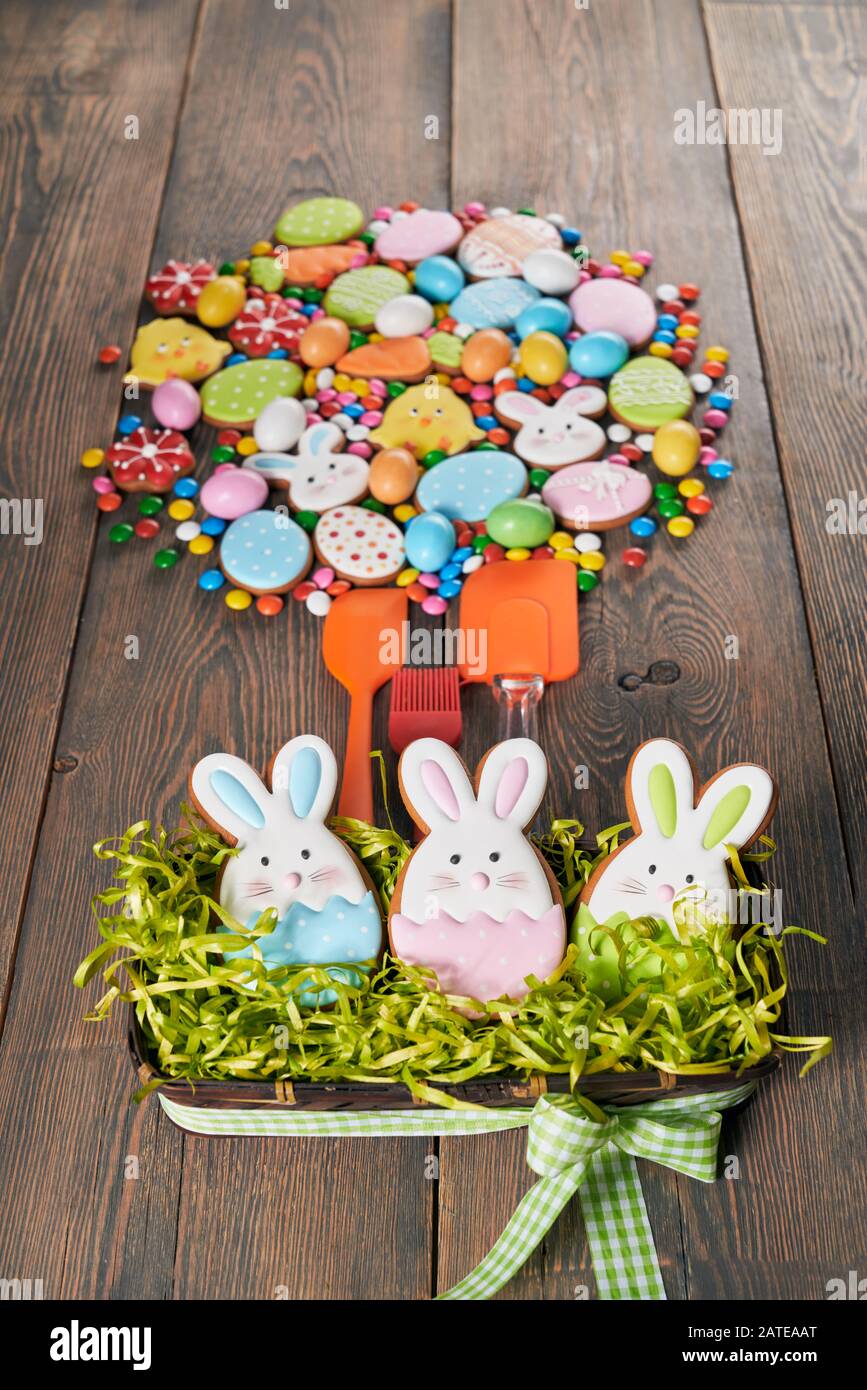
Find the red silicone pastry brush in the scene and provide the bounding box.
[388,665,463,753]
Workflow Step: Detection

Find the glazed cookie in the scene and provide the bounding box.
[608,355,694,431]
[569,277,658,349]
[374,209,464,264]
[126,318,231,389]
[200,359,303,428]
[335,336,431,382]
[495,386,608,468]
[389,738,566,1004]
[145,259,215,316]
[368,383,486,458]
[415,450,527,522]
[228,293,308,357]
[280,243,364,287]
[427,330,464,374]
[448,277,540,330]
[457,213,562,279]
[541,460,653,531]
[107,427,194,494]
[246,423,370,513]
[314,505,405,584]
[219,509,313,594]
[323,266,410,330]
[274,196,365,247]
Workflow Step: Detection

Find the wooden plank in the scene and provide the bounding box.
[0,0,451,1299]
[702,0,866,889]
[0,0,201,1019]
[442,0,859,1299]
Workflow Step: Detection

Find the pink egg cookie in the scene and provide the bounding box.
[541,459,653,531]
[569,278,657,348]
[375,210,464,265]
[457,214,561,279]
[314,505,405,584]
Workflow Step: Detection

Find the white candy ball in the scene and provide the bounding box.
[306,590,332,617]
[690,372,712,395]
[374,293,435,338]
[253,396,307,452]
[574,531,602,553]
[522,248,580,295]
[655,282,678,302]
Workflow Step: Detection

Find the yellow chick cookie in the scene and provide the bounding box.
[125,317,231,389]
[368,383,486,458]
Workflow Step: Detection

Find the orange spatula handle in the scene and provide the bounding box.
[338,689,375,823]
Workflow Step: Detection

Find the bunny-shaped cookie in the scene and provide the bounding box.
[581,738,777,935]
[495,385,608,468]
[389,738,566,1003]
[246,422,370,513]
[190,735,382,996]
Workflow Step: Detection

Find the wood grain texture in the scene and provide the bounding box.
[442,0,861,1299]
[702,0,867,890]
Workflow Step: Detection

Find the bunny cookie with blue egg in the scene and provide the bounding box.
[191,736,382,1002]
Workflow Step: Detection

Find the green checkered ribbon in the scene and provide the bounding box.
[160,1081,756,1299]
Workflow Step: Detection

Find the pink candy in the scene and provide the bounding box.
[373,206,393,221]
[418,572,441,589]
[349,254,368,269]
[360,410,383,427]
[347,442,372,458]
[422,595,448,616]
[312,566,335,588]
[336,391,357,406]
[317,388,338,403]
[704,409,728,429]
[633,250,654,266]
[469,384,493,401]
[368,378,387,395]
[464,201,486,217]
[560,370,581,387]
[599,264,623,278]
[92,475,114,494]
[699,447,718,465]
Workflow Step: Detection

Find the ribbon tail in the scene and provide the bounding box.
[437,1167,584,1300]
[579,1144,666,1300]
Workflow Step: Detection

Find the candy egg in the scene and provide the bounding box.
[200,465,269,520]
[568,330,629,380]
[196,275,247,328]
[651,419,702,477]
[519,331,568,385]
[151,378,202,431]
[298,316,350,368]
[369,447,419,504]
[253,396,307,452]
[521,248,581,296]
[460,328,513,383]
[515,297,572,341]
[414,254,466,303]
[405,510,456,573]
[374,294,434,338]
[486,498,555,550]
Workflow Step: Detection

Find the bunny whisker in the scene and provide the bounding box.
[495,874,530,887]
[309,866,339,882]
[614,885,647,895]
[429,880,460,892]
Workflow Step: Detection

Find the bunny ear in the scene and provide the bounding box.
[301,423,343,457]
[496,391,546,422]
[557,386,608,418]
[190,753,271,844]
[270,735,337,822]
[476,739,549,827]
[627,739,696,838]
[399,738,476,830]
[696,764,776,851]
[246,452,296,482]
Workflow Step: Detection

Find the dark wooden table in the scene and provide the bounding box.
[0,0,863,1300]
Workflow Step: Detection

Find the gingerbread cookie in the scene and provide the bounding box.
[374,209,463,265]
[541,460,653,531]
[314,505,405,584]
[608,355,694,431]
[415,450,526,522]
[368,383,485,458]
[427,330,464,375]
[145,259,215,316]
[495,386,608,468]
[389,738,566,1004]
[219,509,312,594]
[335,336,431,382]
[280,243,365,287]
[247,423,370,513]
[274,196,365,247]
[457,213,561,279]
[569,278,657,348]
[228,293,307,357]
[125,318,230,389]
[107,427,194,494]
[448,277,540,330]
[200,359,303,428]
[323,266,410,330]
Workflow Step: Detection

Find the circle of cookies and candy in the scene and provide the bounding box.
[83,197,735,607]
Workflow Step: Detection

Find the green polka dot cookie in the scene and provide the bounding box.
[608,355,694,431]
[274,196,364,247]
[200,359,303,428]
[323,266,410,330]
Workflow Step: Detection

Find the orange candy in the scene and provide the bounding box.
[96,492,122,512]
[256,594,284,617]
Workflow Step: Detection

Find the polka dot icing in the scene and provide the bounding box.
[200,359,303,427]
[323,266,410,329]
[314,505,405,582]
[607,355,694,431]
[220,509,312,592]
[274,196,364,247]
[416,450,526,522]
[374,209,463,264]
[541,460,653,531]
[448,278,540,330]
[457,214,561,278]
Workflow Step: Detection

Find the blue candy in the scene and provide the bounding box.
[201,516,227,537]
[568,330,629,379]
[707,460,733,480]
[414,255,466,303]
[657,314,679,331]
[475,414,497,431]
[267,348,289,359]
[652,330,676,345]
[708,392,733,410]
[226,352,246,367]
[515,297,572,341]
[439,562,462,582]
[450,546,473,563]
[561,228,581,246]
[198,569,225,591]
[629,515,658,538]
[173,477,199,499]
[438,579,463,599]
[343,403,364,418]
[118,414,142,435]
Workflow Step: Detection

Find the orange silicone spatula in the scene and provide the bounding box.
[322,587,409,822]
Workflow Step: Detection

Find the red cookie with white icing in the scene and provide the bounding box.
[375,210,464,265]
[145,259,216,316]
[228,293,308,358]
[314,505,405,584]
[457,214,561,279]
[107,427,195,494]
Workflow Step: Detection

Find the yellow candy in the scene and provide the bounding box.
[505,547,531,561]
[396,567,420,587]
[367,333,385,343]
[188,535,214,555]
[609,250,630,267]
[678,477,705,498]
[433,303,449,321]
[333,374,352,392]
[394,503,417,524]
[675,324,699,340]
[652,419,701,478]
[349,378,370,395]
[553,548,580,564]
[304,369,319,396]
[435,372,450,386]
[578,550,606,571]
[667,516,695,538]
[80,447,105,469]
[549,531,573,551]
[234,259,250,273]
[648,341,673,358]
[168,499,195,521]
[225,588,253,611]
[236,436,259,456]
[705,346,729,362]
[196,275,247,328]
[623,260,645,278]
[250,240,273,256]
[519,331,568,386]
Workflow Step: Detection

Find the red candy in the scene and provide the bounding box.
[687,495,714,516]
[134,518,160,539]
[217,429,242,447]
[256,594,284,616]
[703,361,726,379]
[620,443,643,463]
[96,492,122,512]
[622,546,647,568]
[98,344,122,364]
[678,283,700,301]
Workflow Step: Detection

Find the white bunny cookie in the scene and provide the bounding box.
[389,738,566,1003]
[495,386,608,468]
[190,736,382,995]
[581,738,777,935]
[246,422,370,513]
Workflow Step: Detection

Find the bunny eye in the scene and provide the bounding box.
[328,462,336,470]
[301,849,311,860]
[565,422,572,430]
[306,476,315,483]
[449,854,461,865]
[260,856,270,866]
[648,864,657,874]
[537,426,545,435]
[489,852,500,862]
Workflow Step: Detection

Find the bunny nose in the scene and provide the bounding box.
[549,431,565,443]
[470,872,490,892]
[283,872,301,890]
[656,883,675,903]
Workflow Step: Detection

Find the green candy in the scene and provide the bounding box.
[138,496,163,516]
[349,330,368,350]
[248,256,284,292]
[528,468,549,490]
[323,266,409,329]
[387,381,407,398]
[274,196,364,247]
[302,287,324,304]
[657,498,685,519]
[472,534,492,553]
[486,499,554,550]
[212,445,236,464]
[294,510,318,533]
[422,449,448,469]
[218,261,235,276]
[362,498,386,514]
[654,482,678,500]
[608,355,693,431]
[577,569,598,592]
[108,523,134,544]
[154,547,179,569]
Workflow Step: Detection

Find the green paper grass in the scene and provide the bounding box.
[74,806,831,1106]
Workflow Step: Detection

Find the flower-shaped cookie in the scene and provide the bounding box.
[145,259,215,315]
[228,293,308,358]
[107,427,195,493]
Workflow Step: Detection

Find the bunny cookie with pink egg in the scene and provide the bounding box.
[389,738,566,1005]
[246,422,370,513]
[581,738,777,937]
[495,386,608,468]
